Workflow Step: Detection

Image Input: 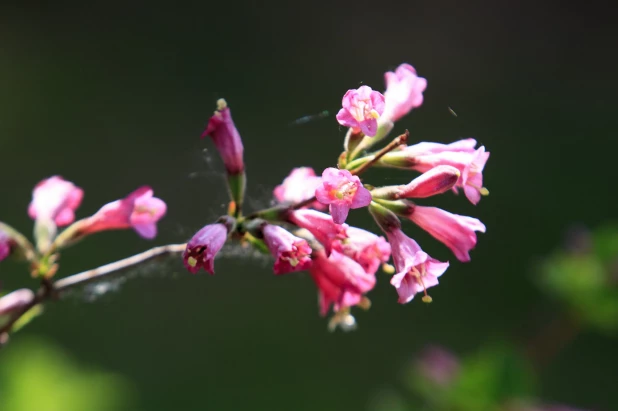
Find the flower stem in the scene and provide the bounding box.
[0,243,187,341]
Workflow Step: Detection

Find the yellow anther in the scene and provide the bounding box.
[382,263,396,274]
[187,257,198,267]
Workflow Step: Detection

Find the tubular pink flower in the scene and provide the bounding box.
[201,99,245,175]
[28,176,83,226]
[371,165,461,200]
[315,168,372,225]
[288,209,348,254]
[81,187,167,239]
[406,206,486,262]
[408,146,490,205]
[0,289,35,316]
[382,63,427,122]
[386,228,449,304]
[332,226,391,275]
[404,138,478,156]
[0,231,10,262]
[183,223,228,274]
[273,167,325,210]
[336,85,385,137]
[262,224,312,274]
[310,249,376,316]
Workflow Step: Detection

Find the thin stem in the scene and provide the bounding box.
[0,243,187,339]
[349,130,408,176]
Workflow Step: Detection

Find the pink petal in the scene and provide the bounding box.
[330,203,350,225]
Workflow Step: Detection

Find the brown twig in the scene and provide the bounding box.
[349,130,408,176]
[0,243,187,340]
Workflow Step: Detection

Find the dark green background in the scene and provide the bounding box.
[1,1,616,410]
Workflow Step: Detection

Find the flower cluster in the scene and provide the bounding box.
[184,63,489,328]
[0,177,166,278]
[0,61,488,334]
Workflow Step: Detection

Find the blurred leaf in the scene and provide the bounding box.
[448,346,536,411]
[0,337,135,411]
[538,223,618,333]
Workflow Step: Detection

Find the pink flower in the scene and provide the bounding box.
[386,228,449,303]
[28,176,83,226]
[332,226,391,275]
[406,206,486,262]
[81,187,167,239]
[183,223,229,274]
[315,168,372,224]
[382,64,427,122]
[407,146,490,205]
[336,86,385,137]
[273,167,325,209]
[0,289,34,316]
[371,165,461,200]
[309,249,376,316]
[262,224,312,274]
[201,99,245,175]
[416,346,460,386]
[288,209,348,254]
[0,231,10,262]
[404,138,478,156]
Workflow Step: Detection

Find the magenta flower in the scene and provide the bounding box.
[0,289,35,316]
[371,165,461,200]
[386,228,449,303]
[309,250,376,316]
[288,209,348,254]
[262,224,312,274]
[28,176,83,226]
[406,206,486,262]
[333,226,391,275]
[81,187,167,239]
[183,223,229,274]
[336,86,385,137]
[382,63,427,122]
[315,168,372,224]
[0,231,10,262]
[273,167,325,209]
[201,99,245,175]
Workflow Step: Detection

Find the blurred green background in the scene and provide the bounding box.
[0,1,616,410]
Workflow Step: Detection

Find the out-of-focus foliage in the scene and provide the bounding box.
[0,337,135,411]
[370,344,583,411]
[538,224,618,333]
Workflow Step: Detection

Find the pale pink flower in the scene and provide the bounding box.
[386,228,449,303]
[407,146,490,205]
[416,346,460,386]
[183,223,228,274]
[315,168,372,224]
[288,209,348,254]
[0,231,10,262]
[406,206,486,262]
[28,176,83,226]
[201,99,245,175]
[273,167,325,209]
[262,224,312,274]
[404,138,478,156]
[336,86,385,137]
[371,165,460,200]
[81,187,167,239]
[310,249,376,316]
[332,226,391,275]
[382,63,427,122]
[0,289,34,316]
